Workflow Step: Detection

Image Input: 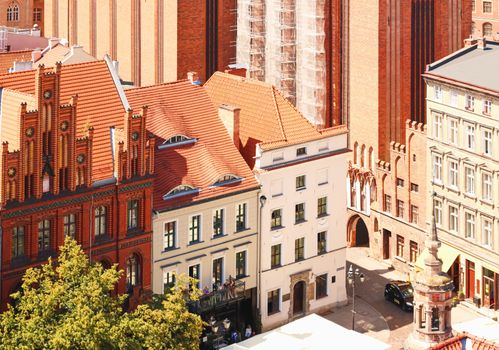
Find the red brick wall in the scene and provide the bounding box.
[325,0,343,127]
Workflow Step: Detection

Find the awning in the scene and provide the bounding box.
[415,243,460,273]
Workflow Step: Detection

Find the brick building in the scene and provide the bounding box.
[43,0,236,86]
[0,58,155,308]
[345,1,471,273]
[0,0,44,32]
[472,0,499,38]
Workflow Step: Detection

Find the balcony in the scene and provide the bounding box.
[188,279,246,314]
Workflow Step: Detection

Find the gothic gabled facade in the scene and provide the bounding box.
[0,60,155,309]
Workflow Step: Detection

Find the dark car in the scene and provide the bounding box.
[384,281,414,311]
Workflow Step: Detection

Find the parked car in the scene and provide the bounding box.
[384,281,414,311]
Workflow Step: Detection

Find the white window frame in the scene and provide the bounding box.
[235,248,248,279]
[188,214,202,244]
[465,167,475,195]
[448,159,459,188]
[434,85,442,101]
[482,171,493,201]
[465,212,475,239]
[483,99,492,115]
[212,207,226,237]
[212,256,225,286]
[432,154,442,183]
[163,219,177,250]
[449,205,459,233]
[448,118,458,145]
[433,113,443,140]
[235,202,248,232]
[482,128,493,156]
[482,217,493,248]
[434,198,443,226]
[465,95,475,111]
[450,90,458,107]
[465,124,476,150]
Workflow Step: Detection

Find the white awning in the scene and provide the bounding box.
[415,243,460,273]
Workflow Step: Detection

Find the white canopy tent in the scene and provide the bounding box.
[225,314,391,350]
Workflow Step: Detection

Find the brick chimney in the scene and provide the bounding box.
[477,37,487,49]
[225,66,247,78]
[218,104,241,150]
[464,37,478,48]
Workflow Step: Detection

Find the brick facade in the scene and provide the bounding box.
[0,0,44,33]
[472,0,499,38]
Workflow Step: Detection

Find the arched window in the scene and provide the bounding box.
[360,145,366,168]
[7,4,19,22]
[368,147,374,170]
[163,184,199,200]
[213,174,242,186]
[126,254,141,288]
[483,23,493,37]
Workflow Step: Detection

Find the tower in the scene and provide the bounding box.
[405,193,454,350]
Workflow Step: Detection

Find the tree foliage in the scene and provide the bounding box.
[0,237,203,350]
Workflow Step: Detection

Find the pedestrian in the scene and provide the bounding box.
[244,324,252,339]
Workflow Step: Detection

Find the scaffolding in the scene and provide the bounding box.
[237,0,266,80]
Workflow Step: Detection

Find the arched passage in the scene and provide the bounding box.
[347,215,370,247]
[292,281,306,315]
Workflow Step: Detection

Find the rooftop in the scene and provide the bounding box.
[204,72,347,168]
[425,40,499,93]
[0,50,31,74]
[430,332,499,350]
[125,81,258,211]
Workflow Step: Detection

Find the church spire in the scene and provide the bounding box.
[423,192,442,276]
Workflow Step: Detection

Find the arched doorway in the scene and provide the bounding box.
[347,215,370,247]
[293,281,306,315]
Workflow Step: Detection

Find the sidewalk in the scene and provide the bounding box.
[323,296,391,344]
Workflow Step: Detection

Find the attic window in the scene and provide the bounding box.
[213,174,243,186]
[296,147,307,156]
[158,135,197,149]
[163,185,200,200]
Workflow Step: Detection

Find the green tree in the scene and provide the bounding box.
[0,237,203,350]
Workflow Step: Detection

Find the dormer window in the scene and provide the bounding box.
[213,174,242,186]
[159,134,197,149]
[163,184,199,200]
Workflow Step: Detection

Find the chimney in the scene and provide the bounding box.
[218,104,241,150]
[48,37,59,49]
[187,71,201,85]
[225,66,247,78]
[464,37,478,48]
[477,37,487,49]
[31,48,42,61]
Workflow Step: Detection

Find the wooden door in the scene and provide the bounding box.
[466,260,475,298]
[383,229,391,260]
[293,281,305,315]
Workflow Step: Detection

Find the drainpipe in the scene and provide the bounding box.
[257,193,267,326]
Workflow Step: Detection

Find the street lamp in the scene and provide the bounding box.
[347,264,365,331]
[209,316,231,349]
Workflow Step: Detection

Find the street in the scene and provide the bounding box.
[323,247,482,350]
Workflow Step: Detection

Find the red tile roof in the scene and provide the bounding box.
[430,333,499,350]
[125,81,259,211]
[0,60,128,181]
[0,50,31,74]
[204,72,347,168]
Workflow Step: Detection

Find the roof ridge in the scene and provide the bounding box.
[126,79,191,92]
[270,85,287,142]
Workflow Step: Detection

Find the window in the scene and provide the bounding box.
[33,8,42,22]
[38,219,50,252]
[64,213,76,238]
[482,172,493,201]
[271,209,282,229]
[449,205,459,233]
[434,199,442,226]
[483,100,492,115]
[465,213,475,239]
[296,147,307,156]
[127,200,139,230]
[315,274,328,299]
[7,4,19,22]
[163,270,176,292]
[213,208,224,237]
[484,22,493,36]
[465,167,475,195]
[94,206,107,237]
[450,90,458,107]
[448,119,458,145]
[483,129,493,156]
[317,197,327,217]
[295,237,305,261]
[317,231,327,255]
[296,175,306,190]
[236,203,247,231]
[472,21,476,35]
[317,168,328,185]
[483,2,492,13]
[397,178,404,187]
[483,218,493,248]
[384,194,392,213]
[433,154,442,182]
[236,251,247,278]
[163,221,176,249]
[295,203,305,223]
[212,257,224,286]
[267,289,280,315]
[448,159,459,188]
[272,152,284,162]
[433,113,443,140]
[12,226,25,258]
[397,200,404,218]
[189,215,201,243]
[410,205,418,224]
[410,241,418,263]
[271,244,282,268]
[465,95,475,111]
[188,264,200,289]
[411,183,419,192]
[434,85,442,101]
[126,255,141,287]
[466,125,475,150]
[396,235,404,257]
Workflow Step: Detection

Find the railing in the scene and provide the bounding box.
[189,280,246,314]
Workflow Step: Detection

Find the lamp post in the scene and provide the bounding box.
[209,316,231,349]
[347,264,365,331]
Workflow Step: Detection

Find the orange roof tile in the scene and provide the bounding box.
[204,72,347,168]
[0,50,31,74]
[430,333,499,350]
[0,60,128,181]
[125,81,259,211]
[35,44,70,67]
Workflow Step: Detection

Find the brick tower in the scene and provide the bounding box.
[405,193,454,350]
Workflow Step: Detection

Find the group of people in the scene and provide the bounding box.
[206,275,238,299]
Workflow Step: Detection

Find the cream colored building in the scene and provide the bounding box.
[424,38,499,316]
